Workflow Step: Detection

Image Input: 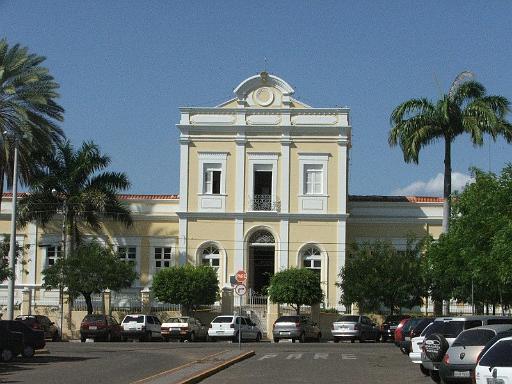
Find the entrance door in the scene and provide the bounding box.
[249,246,275,294]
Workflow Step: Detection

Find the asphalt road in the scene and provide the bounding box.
[0,341,434,384]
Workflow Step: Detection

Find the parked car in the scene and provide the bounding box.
[120,314,162,342]
[398,317,431,354]
[439,324,512,384]
[161,316,208,342]
[475,336,512,384]
[0,320,45,358]
[80,314,123,342]
[394,317,412,346]
[381,314,411,342]
[331,315,380,343]
[208,315,262,342]
[421,316,512,383]
[410,322,434,377]
[15,315,60,341]
[272,315,321,343]
[0,324,24,362]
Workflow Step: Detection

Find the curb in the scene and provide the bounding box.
[176,350,255,384]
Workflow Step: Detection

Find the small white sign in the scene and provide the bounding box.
[235,284,247,296]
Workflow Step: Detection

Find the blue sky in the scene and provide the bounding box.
[1,1,511,196]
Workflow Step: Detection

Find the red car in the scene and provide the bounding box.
[80,314,123,342]
[394,318,411,345]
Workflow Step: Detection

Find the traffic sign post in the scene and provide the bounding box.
[234,280,246,350]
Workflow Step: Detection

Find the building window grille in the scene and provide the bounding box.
[154,247,172,270]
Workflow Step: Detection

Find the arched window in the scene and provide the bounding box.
[201,245,220,272]
[301,245,321,276]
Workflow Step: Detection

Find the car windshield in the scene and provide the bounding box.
[337,316,359,322]
[166,317,188,323]
[480,339,512,367]
[276,316,299,323]
[212,317,233,323]
[452,329,496,347]
[123,315,144,323]
[424,321,464,338]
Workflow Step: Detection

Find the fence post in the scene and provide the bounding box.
[103,289,111,316]
[221,287,234,315]
[267,298,280,342]
[62,290,72,340]
[21,288,31,315]
[141,288,151,314]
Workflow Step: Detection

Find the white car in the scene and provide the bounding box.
[208,315,262,342]
[120,314,162,342]
[409,323,431,376]
[475,336,512,384]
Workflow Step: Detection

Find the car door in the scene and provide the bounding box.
[152,316,162,336]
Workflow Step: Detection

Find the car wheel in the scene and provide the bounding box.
[333,337,340,343]
[232,332,239,343]
[419,364,430,376]
[1,349,14,362]
[381,336,388,343]
[22,346,35,358]
[164,336,170,342]
[189,332,196,342]
[81,335,86,343]
[375,334,381,342]
[273,337,279,343]
[122,336,128,342]
[291,338,296,343]
[256,333,262,342]
[299,333,306,343]
[105,332,112,342]
[316,333,321,342]
[52,332,61,342]
[430,370,441,383]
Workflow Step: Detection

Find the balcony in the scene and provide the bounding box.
[248,195,281,212]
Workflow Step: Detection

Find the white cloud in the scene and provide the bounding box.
[392,172,474,196]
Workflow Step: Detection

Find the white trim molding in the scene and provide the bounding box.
[298,153,329,213]
[197,152,228,212]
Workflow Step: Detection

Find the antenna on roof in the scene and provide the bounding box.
[264,56,268,72]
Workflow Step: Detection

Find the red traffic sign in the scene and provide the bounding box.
[235,284,247,296]
[235,270,247,283]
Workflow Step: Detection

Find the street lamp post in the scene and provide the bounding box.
[6,138,19,320]
[52,188,67,340]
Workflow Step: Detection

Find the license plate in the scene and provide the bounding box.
[487,379,505,384]
[280,331,291,336]
[454,371,470,378]
[171,328,180,331]
[89,326,97,330]
[216,330,224,334]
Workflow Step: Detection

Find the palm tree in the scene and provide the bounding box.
[389,77,512,233]
[17,140,132,252]
[0,39,65,211]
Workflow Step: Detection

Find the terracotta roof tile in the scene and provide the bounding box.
[2,192,179,200]
[349,195,444,203]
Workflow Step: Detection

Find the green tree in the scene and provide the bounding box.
[152,265,219,315]
[17,140,132,252]
[389,76,512,233]
[268,268,324,315]
[0,235,27,282]
[42,241,137,314]
[338,240,424,314]
[0,39,65,211]
[431,165,512,313]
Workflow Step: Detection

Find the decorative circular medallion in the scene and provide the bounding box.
[254,87,274,106]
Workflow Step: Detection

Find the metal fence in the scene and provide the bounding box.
[111,291,141,312]
[73,294,103,312]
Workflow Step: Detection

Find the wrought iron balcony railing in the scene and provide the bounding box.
[249,195,281,212]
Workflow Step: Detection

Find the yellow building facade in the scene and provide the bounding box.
[0,73,443,311]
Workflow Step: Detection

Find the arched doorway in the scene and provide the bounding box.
[248,230,275,294]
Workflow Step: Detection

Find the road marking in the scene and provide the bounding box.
[257,353,357,361]
[258,354,278,361]
[286,353,303,360]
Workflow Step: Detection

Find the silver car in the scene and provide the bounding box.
[272,315,321,343]
[439,324,512,383]
[331,315,380,343]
